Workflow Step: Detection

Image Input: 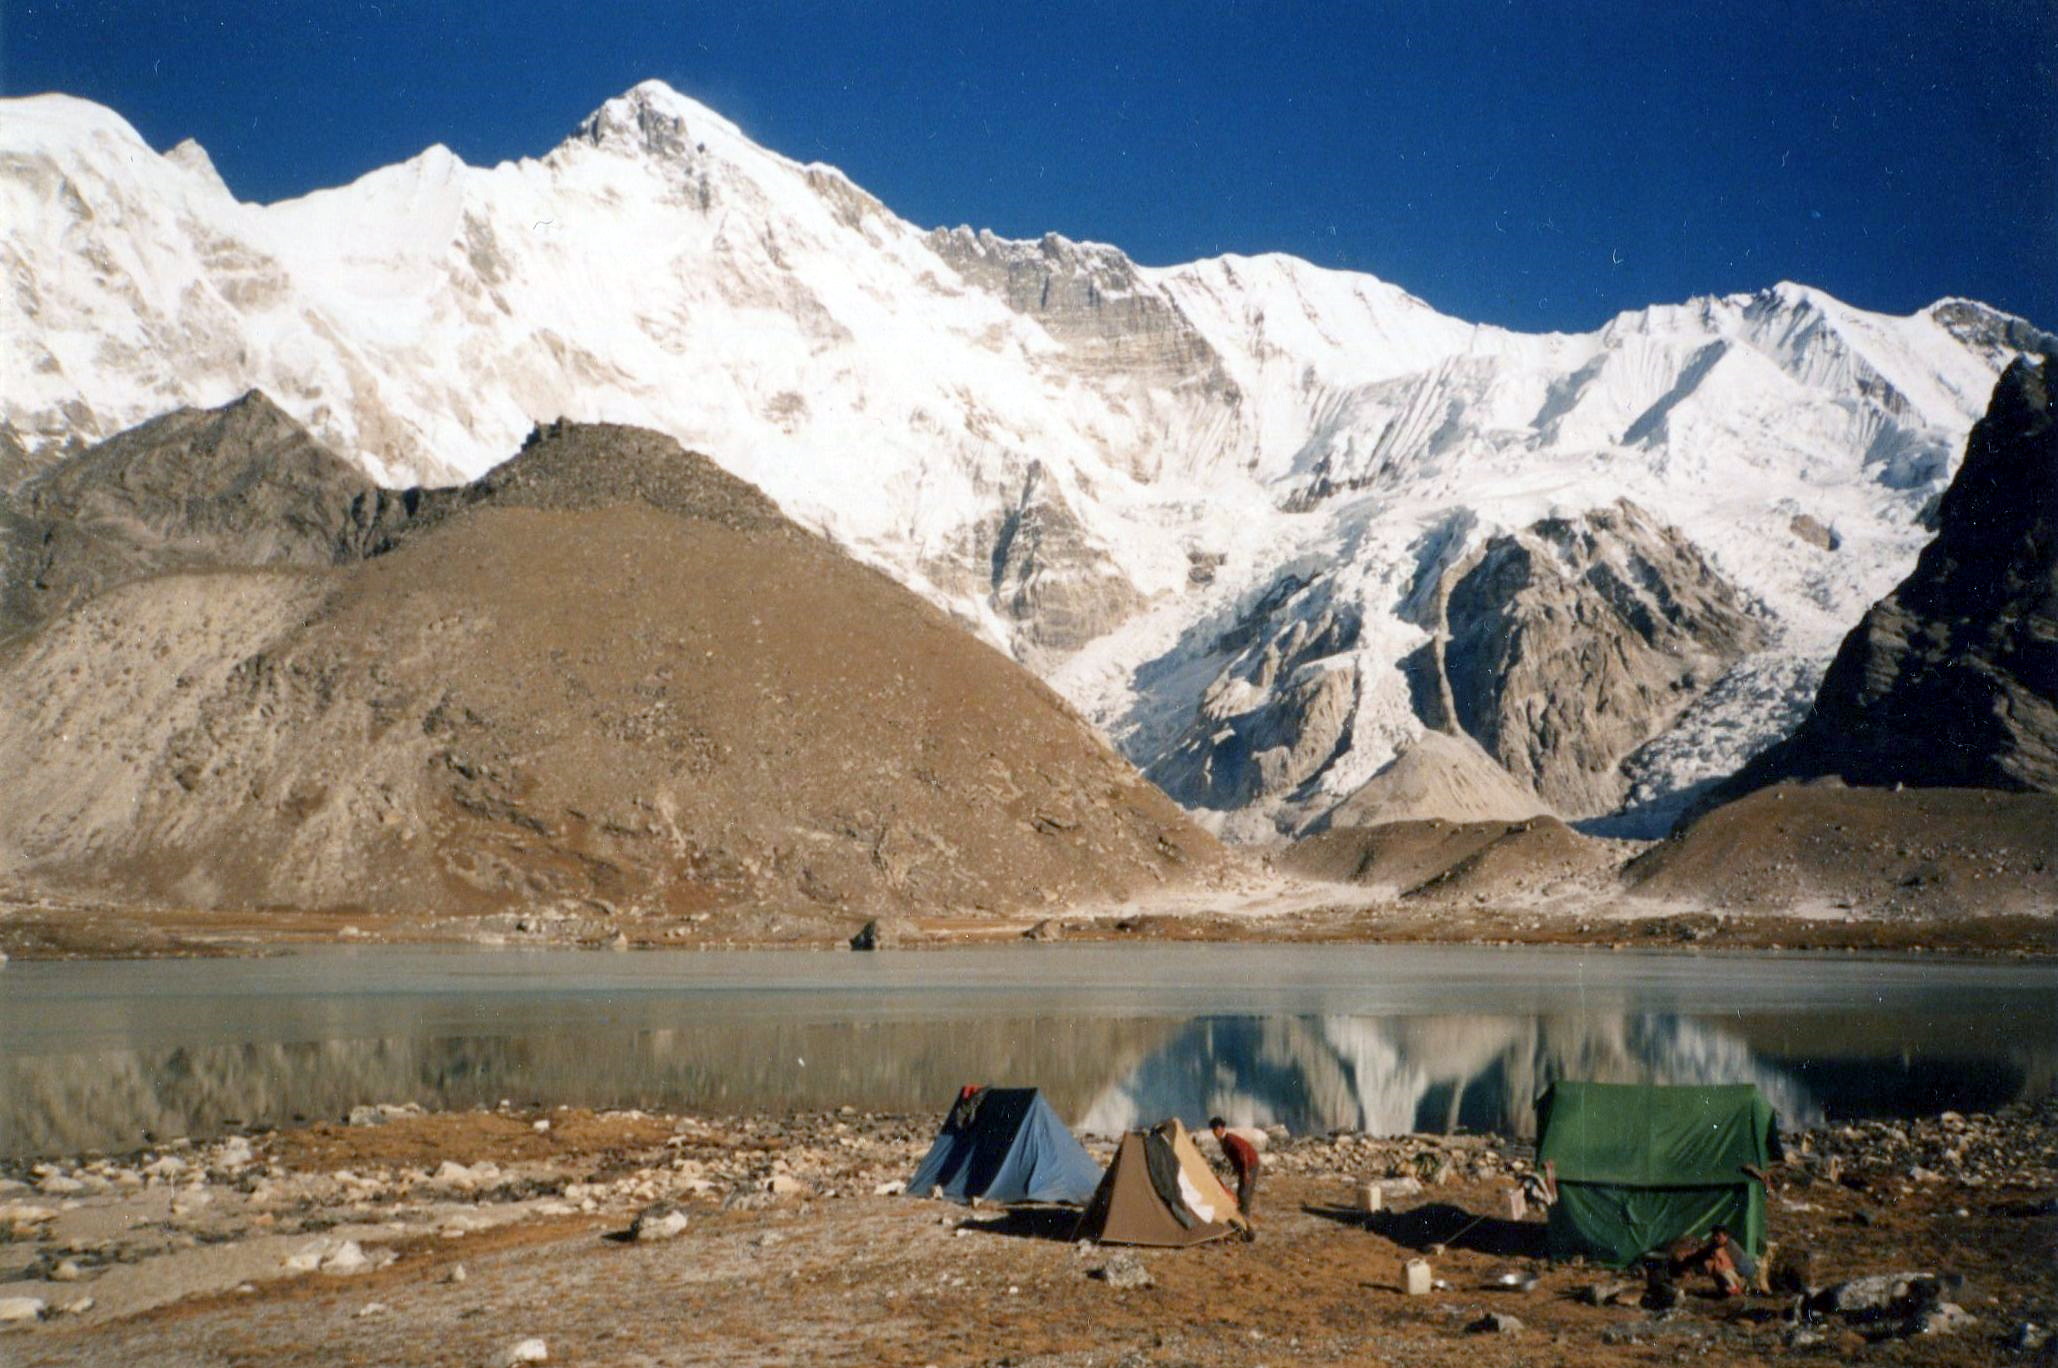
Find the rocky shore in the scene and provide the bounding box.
[3,1100,2052,1365]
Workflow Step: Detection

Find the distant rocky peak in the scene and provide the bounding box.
[574,81,732,162]
[1928,299,2058,370]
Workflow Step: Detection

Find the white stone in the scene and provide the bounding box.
[504,1337,549,1364]
[631,1206,688,1242]
[0,1203,58,1229]
[0,1297,46,1323]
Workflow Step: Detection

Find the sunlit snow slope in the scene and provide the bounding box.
[4,82,2049,835]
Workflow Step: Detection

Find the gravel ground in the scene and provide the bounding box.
[2,1100,2053,1366]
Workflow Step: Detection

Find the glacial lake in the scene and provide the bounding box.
[3,944,2053,1159]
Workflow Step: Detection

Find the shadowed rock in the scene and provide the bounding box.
[1712,354,2058,801]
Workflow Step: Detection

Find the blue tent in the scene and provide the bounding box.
[906,1086,1103,1205]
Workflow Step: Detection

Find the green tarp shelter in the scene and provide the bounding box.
[1536,1081,1778,1268]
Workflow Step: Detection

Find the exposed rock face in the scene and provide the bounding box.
[0,392,389,638]
[1412,501,1768,816]
[924,227,1233,390]
[1146,578,1362,812]
[984,462,1146,664]
[1928,300,2058,371]
[0,400,1222,923]
[1717,355,2058,798]
[1789,514,1840,552]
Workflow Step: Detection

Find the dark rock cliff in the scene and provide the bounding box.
[1712,354,2058,800]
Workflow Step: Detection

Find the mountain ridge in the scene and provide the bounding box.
[5,79,2050,835]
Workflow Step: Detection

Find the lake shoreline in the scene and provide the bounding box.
[4,889,2053,962]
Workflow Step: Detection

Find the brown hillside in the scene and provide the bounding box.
[0,414,1221,932]
[1282,815,1612,903]
[1626,781,2058,918]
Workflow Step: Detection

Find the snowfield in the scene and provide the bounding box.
[3,81,2047,835]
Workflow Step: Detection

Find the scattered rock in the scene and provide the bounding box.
[321,1240,371,1275]
[1813,1271,1935,1316]
[630,1203,689,1242]
[1575,1280,1637,1307]
[1467,1312,1524,1335]
[1914,1302,1975,1336]
[47,1258,85,1283]
[1097,1253,1153,1290]
[764,1173,807,1197]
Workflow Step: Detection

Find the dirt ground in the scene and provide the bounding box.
[4,887,2051,960]
[3,1107,2052,1367]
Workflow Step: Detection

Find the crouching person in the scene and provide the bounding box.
[1208,1116,1260,1239]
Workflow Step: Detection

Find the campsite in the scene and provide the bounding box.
[5,944,2053,1363]
[3,1091,2053,1367]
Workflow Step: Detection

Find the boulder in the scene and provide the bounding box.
[849,919,903,951]
[1097,1252,1153,1290]
[630,1203,688,1242]
[1811,1271,1936,1317]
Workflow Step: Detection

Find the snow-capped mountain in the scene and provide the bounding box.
[4,81,2048,834]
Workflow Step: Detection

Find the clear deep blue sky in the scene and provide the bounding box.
[6,1,2055,333]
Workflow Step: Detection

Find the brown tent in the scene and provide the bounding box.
[1075,1118,1248,1247]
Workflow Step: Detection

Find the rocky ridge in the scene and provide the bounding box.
[1713,354,2058,802]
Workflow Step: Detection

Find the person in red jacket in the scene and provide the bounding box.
[1208,1116,1261,1222]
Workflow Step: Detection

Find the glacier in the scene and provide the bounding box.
[3,80,2048,836]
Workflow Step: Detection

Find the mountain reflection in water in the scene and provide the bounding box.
[5,946,2051,1158]
[1081,1013,1823,1139]
[4,1007,2044,1159]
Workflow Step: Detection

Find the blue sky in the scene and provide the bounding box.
[6,1,2054,333]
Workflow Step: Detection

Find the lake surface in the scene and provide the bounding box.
[3,944,2052,1158]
